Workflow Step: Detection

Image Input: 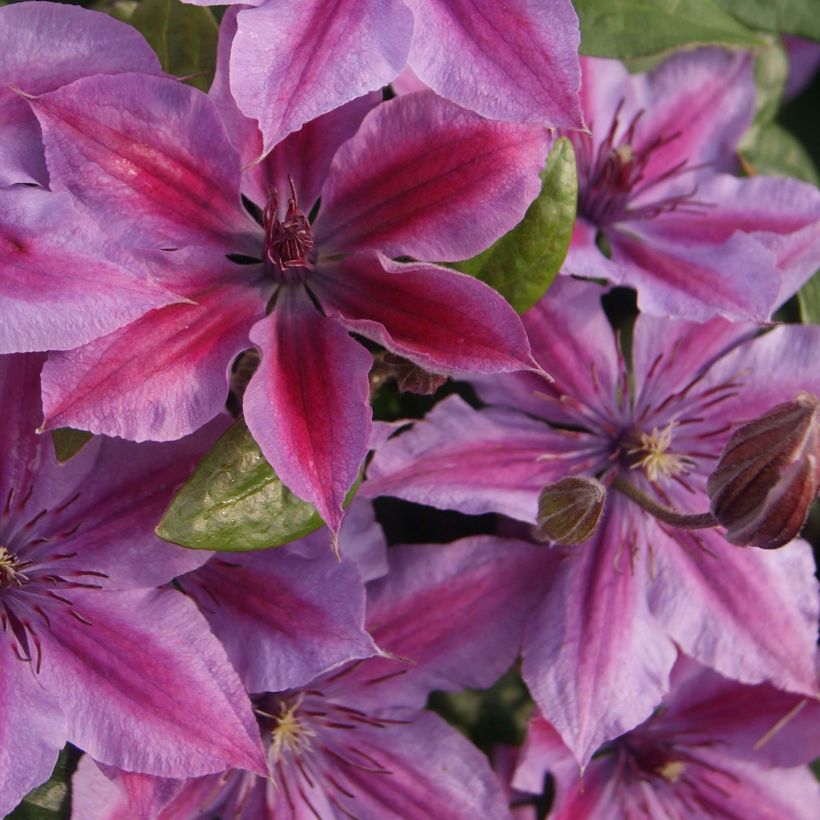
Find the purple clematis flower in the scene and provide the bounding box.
[70,536,554,818]
[513,655,820,818]
[27,71,545,536]
[365,277,820,766]
[183,0,582,155]
[0,353,266,816]
[562,49,820,321]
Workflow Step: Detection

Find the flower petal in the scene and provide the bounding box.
[0,187,179,354]
[315,251,535,375]
[245,287,372,534]
[314,91,550,261]
[406,0,582,127]
[230,0,413,154]
[41,250,268,442]
[31,73,256,252]
[38,587,266,777]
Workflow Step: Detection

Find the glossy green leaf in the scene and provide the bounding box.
[798,272,820,325]
[575,0,763,58]
[455,137,577,313]
[714,0,820,39]
[50,427,93,463]
[129,0,218,91]
[156,418,326,551]
[740,123,819,186]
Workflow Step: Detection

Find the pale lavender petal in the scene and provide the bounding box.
[0,1,161,187]
[390,65,429,95]
[41,250,269,442]
[314,252,535,375]
[561,217,625,282]
[314,91,550,261]
[32,74,257,253]
[360,535,556,709]
[179,548,377,693]
[230,0,413,153]
[0,646,66,818]
[407,0,582,127]
[364,394,594,523]
[522,498,678,767]
[38,587,265,777]
[0,187,179,354]
[245,287,372,534]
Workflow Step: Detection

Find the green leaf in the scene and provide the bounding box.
[750,40,790,133]
[798,271,820,325]
[129,0,218,91]
[455,137,577,313]
[714,0,820,40]
[156,418,326,551]
[575,0,764,58]
[50,427,93,463]
[740,123,820,185]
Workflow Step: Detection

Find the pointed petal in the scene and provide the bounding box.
[41,250,268,442]
[314,252,534,376]
[0,646,66,818]
[31,74,256,252]
[608,225,780,321]
[0,1,161,186]
[38,588,265,777]
[647,516,819,697]
[360,536,556,709]
[364,394,593,523]
[314,91,550,261]
[0,187,179,354]
[522,499,678,767]
[230,0,413,153]
[180,549,377,692]
[244,287,372,533]
[406,0,582,127]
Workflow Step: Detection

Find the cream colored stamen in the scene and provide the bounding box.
[629,422,693,483]
[657,759,686,783]
[265,697,316,763]
[0,546,28,587]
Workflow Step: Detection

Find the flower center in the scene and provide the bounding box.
[0,546,29,591]
[628,422,694,483]
[570,99,708,227]
[263,177,315,284]
[262,696,316,763]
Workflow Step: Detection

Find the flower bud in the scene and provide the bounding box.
[707,392,819,549]
[369,352,446,396]
[534,476,606,545]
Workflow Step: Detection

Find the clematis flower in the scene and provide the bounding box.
[70,536,554,818]
[513,655,820,819]
[28,72,545,536]
[183,0,582,155]
[364,277,820,766]
[562,49,820,321]
[0,1,162,187]
[0,353,266,816]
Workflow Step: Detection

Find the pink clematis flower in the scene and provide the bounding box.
[562,49,820,321]
[27,71,545,536]
[365,277,820,766]
[183,0,582,155]
[0,354,266,816]
[70,536,554,818]
[513,655,820,819]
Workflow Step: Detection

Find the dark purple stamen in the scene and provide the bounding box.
[263,176,315,282]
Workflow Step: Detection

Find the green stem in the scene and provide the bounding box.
[612,475,717,529]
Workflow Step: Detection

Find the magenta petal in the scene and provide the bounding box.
[364,394,593,523]
[314,91,550,260]
[315,252,535,375]
[0,646,66,818]
[245,287,372,533]
[41,251,268,442]
[361,536,555,709]
[180,548,377,692]
[230,0,413,153]
[522,499,678,767]
[31,73,256,252]
[0,187,179,353]
[38,588,265,777]
[407,0,582,127]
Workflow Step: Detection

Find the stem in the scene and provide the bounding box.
[612,475,717,529]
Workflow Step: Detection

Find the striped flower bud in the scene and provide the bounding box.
[707,392,820,549]
[534,476,606,545]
